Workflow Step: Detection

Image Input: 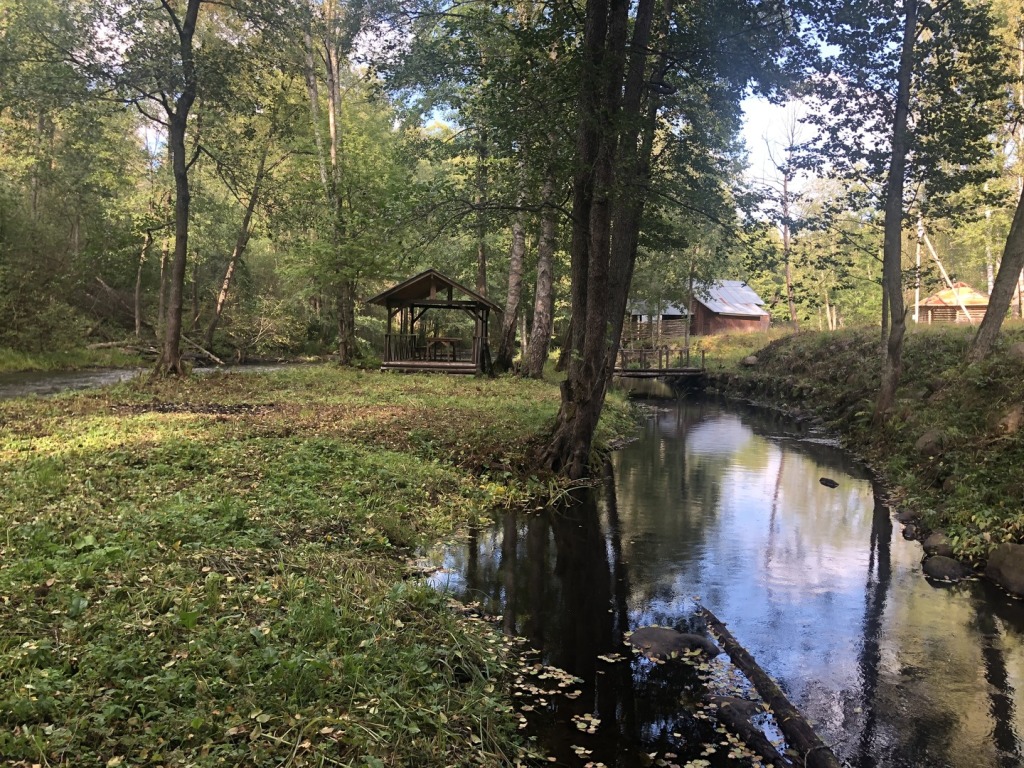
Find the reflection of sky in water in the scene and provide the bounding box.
[424,399,1024,768]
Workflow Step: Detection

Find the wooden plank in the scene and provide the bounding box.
[613,368,705,378]
[381,361,478,374]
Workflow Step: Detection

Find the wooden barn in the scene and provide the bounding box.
[367,269,502,374]
[918,281,989,324]
[690,281,770,336]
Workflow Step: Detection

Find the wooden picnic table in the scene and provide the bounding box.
[422,337,460,361]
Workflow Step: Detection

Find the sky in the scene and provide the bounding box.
[741,95,812,194]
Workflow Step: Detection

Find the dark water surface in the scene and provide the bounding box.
[0,367,143,399]
[424,398,1024,768]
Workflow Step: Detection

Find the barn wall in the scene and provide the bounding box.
[624,317,689,342]
[919,306,987,324]
[690,304,768,335]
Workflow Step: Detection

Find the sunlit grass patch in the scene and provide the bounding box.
[1,364,625,766]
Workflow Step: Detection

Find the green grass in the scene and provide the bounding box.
[695,328,792,369]
[0,346,145,374]
[713,324,1024,562]
[0,365,629,767]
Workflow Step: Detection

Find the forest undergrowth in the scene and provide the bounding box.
[0,366,631,767]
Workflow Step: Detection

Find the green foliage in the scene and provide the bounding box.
[0,365,604,766]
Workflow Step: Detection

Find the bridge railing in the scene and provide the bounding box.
[616,345,705,371]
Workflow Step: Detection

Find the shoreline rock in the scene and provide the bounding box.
[985,543,1024,596]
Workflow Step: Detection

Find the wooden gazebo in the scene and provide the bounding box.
[366,269,502,374]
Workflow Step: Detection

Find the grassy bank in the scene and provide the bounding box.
[0,347,146,375]
[711,324,1024,562]
[0,366,629,767]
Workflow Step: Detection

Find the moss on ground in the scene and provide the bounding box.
[711,324,1024,564]
[0,366,630,767]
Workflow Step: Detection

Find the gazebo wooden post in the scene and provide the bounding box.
[385,307,395,362]
[482,308,491,375]
[473,309,482,372]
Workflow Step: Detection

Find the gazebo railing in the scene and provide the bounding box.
[384,333,418,362]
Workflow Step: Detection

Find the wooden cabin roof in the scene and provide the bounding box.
[921,281,989,307]
[366,269,502,313]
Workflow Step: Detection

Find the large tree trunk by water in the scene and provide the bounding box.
[970,188,1024,362]
[541,0,659,478]
[873,0,916,423]
[524,175,558,378]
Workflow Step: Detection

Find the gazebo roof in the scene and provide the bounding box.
[921,281,989,307]
[366,269,502,313]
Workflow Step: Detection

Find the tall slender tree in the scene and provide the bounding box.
[804,0,1006,419]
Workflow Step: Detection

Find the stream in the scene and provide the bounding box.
[0,367,144,399]
[423,396,1024,768]
[0,363,295,400]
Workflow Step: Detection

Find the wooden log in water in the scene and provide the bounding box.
[698,607,843,768]
[707,696,793,768]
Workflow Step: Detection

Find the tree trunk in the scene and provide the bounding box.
[873,0,916,423]
[156,0,201,376]
[494,185,528,372]
[475,133,489,296]
[524,175,558,378]
[542,0,659,478]
[134,230,153,338]
[158,237,169,341]
[191,253,201,332]
[336,279,357,364]
[302,28,330,197]
[160,113,192,375]
[782,173,798,330]
[205,146,269,349]
[969,186,1024,361]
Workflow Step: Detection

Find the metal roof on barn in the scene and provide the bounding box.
[695,280,768,317]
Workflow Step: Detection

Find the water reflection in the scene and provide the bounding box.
[426,398,1024,767]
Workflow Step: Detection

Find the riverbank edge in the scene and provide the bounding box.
[702,326,1024,598]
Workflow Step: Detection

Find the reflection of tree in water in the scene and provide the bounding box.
[852,496,892,768]
[613,400,727,577]
[450,475,731,766]
[972,605,1021,767]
